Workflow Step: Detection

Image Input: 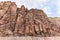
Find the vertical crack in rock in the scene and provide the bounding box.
[13,8,19,36]
[14,5,27,36]
[0,1,17,36]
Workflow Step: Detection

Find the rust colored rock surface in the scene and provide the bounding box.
[14,8,26,36]
[20,5,26,12]
[49,17,60,36]
[0,1,17,36]
[14,8,52,36]
[0,1,60,37]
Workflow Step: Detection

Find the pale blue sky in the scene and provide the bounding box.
[0,0,60,17]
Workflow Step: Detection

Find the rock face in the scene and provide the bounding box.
[49,17,60,36]
[0,1,60,37]
[49,17,60,26]
[14,7,52,36]
[0,1,17,36]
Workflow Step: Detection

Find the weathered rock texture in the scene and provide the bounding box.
[0,1,17,36]
[49,17,60,36]
[0,1,60,37]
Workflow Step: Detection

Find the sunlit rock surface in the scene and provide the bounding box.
[0,1,60,37]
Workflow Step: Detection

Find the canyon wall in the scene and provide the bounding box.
[0,1,60,37]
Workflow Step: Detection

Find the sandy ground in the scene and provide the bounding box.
[0,37,60,40]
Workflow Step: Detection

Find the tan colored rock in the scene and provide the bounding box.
[0,1,60,37]
[14,8,26,36]
[49,17,60,36]
[0,2,17,36]
[25,10,36,35]
[20,5,26,12]
[14,8,57,36]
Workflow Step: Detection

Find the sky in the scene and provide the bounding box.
[0,0,60,17]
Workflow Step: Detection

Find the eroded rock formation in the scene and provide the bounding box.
[49,17,60,36]
[0,1,59,37]
[0,1,17,36]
